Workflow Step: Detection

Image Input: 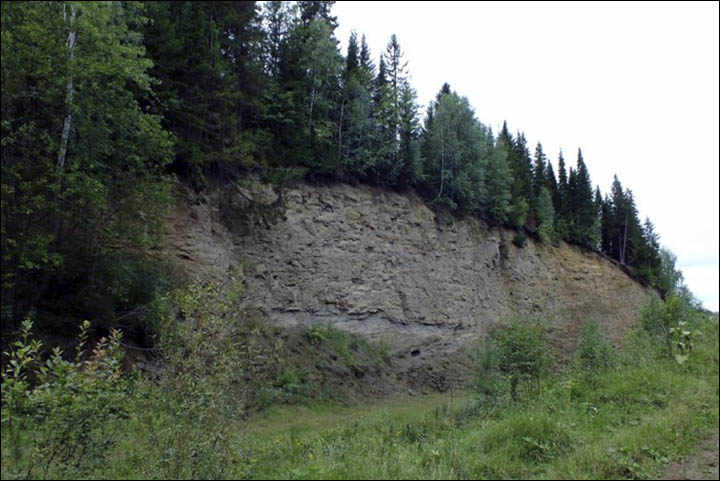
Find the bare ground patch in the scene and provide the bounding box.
[660,429,719,480]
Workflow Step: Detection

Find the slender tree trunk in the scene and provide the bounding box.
[621,212,628,265]
[57,3,77,170]
[55,2,78,256]
[337,95,345,164]
[309,79,316,129]
[434,126,445,202]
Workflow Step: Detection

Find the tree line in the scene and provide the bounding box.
[1,1,682,335]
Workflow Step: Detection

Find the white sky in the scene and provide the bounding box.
[333,1,719,311]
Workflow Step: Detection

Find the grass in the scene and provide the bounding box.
[221,315,718,480]
[2,293,718,479]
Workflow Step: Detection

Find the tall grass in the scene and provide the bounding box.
[2,289,718,479]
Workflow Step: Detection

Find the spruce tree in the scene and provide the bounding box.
[359,34,374,73]
[557,149,569,216]
[532,142,548,227]
[373,34,410,183]
[546,161,559,214]
[600,194,614,256]
[570,148,598,247]
[497,123,532,227]
[374,56,387,105]
[483,133,513,224]
[264,1,296,78]
[397,82,421,186]
[346,31,359,73]
[298,0,337,29]
[144,1,266,178]
[533,142,548,196]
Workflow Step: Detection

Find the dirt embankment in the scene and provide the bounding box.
[163,179,652,394]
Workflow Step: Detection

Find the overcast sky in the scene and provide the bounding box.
[332,1,719,311]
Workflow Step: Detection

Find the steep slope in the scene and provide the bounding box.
[164,179,651,390]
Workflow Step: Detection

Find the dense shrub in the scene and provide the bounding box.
[574,319,617,379]
[1,320,129,479]
[477,317,550,402]
[639,294,700,363]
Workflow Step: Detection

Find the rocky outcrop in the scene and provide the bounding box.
[164,179,651,387]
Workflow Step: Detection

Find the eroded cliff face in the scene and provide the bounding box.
[164,180,651,389]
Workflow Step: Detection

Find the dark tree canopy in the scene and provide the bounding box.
[1,0,672,335]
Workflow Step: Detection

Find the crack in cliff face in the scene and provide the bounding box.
[164,180,652,359]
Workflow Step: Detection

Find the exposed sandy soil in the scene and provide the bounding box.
[163,179,652,392]
[660,430,720,480]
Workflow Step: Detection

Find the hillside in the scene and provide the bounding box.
[163,179,651,391]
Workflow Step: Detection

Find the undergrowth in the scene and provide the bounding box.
[2,288,717,479]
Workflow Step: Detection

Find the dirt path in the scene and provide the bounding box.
[660,429,719,480]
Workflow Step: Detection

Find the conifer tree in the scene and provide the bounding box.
[532,142,548,228]
[483,133,513,224]
[569,148,599,247]
[536,187,556,242]
[512,133,535,227]
[497,123,531,227]
[346,31,359,73]
[298,0,337,29]
[338,30,378,178]
[600,194,614,255]
[264,1,296,78]
[374,56,387,105]
[533,142,548,196]
[144,1,266,179]
[397,82,421,185]
[373,34,410,183]
[557,149,569,217]
[359,34,374,76]
[546,161,559,213]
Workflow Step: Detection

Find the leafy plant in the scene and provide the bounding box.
[486,317,549,402]
[574,319,617,378]
[1,319,129,479]
[639,294,700,363]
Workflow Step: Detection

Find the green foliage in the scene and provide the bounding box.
[256,365,317,407]
[119,280,257,479]
[574,320,617,378]
[639,294,701,363]
[220,311,717,480]
[143,1,267,177]
[1,1,173,334]
[512,231,528,248]
[2,292,718,479]
[472,337,506,402]
[2,0,675,341]
[482,142,513,224]
[2,319,129,479]
[535,186,555,243]
[481,317,550,402]
[566,149,599,248]
[420,87,488,212]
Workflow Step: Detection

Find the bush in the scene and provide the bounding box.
[481,317,549,402]
[512,232,528,248]
[574,320,616,378]
[136,280,254,479]
[639,294,700,363]
[473,337,506,402]
[1,319,129,479]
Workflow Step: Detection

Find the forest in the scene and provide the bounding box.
[1,1,685,337]
[2,3,717,480]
